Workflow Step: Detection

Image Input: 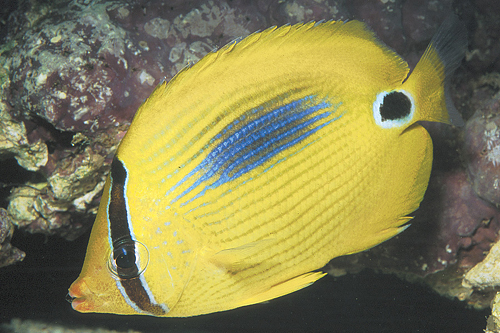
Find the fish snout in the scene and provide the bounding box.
[67,278,95,312]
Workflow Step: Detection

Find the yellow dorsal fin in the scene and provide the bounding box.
[238,272,327,307]
[165,19,406,92]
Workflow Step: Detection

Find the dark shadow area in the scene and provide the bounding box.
[0,228,489,333]
[0,158,42,209]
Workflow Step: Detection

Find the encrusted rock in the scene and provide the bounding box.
[486,292,500,333]
[0,84,47,172]
[463,238,500,289]
[0,208,25,267]
[465,85,500,206]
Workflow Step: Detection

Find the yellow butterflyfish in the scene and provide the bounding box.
[68,16,467,317]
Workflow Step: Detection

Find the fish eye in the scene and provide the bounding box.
[108,239,149,279]
[373,90,415,129]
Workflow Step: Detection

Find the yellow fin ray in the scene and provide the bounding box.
[343,216,414,256]
[176,19,410,93]
[238,272,327,307]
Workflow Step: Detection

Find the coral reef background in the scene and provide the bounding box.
[1,0,500,331]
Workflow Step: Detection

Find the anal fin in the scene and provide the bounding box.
[238,271,327,307]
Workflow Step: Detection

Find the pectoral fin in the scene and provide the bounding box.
[210,239,274,273]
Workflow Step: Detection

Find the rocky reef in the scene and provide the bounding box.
[464,239,500,332]
[1,0,500,331]
[0,208,24,267]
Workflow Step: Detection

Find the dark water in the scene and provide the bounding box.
[0,230,488,333]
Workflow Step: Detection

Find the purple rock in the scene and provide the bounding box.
[465,95,500,206]
[346,0,406,55]
[402,0,453,45]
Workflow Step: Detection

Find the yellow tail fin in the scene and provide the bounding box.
[403,14,468,126]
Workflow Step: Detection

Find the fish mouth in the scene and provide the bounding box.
[66,290,86,310]
[65,292,76,304]
[67,278,93,312]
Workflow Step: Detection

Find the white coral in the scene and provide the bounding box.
[484,122,500,167]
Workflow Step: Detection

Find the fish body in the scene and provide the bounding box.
[68,17,467,317]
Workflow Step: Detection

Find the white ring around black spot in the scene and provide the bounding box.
[373,90,415,129]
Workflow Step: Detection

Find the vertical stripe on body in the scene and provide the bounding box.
[108,157,169,315]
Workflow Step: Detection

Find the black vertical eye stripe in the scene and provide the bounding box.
[109,157,132,245]
[108,157,167,315]
[120,279,167,316]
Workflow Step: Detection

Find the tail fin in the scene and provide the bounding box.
[403,14,468,126]
[430,15,469,78]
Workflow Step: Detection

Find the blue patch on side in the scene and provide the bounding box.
[168,96,342,206]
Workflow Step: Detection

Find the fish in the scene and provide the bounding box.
[68,15,467,317]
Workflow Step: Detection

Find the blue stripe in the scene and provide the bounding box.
[167,96,342,206]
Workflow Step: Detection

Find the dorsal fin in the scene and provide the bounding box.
[166,20,406,89]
